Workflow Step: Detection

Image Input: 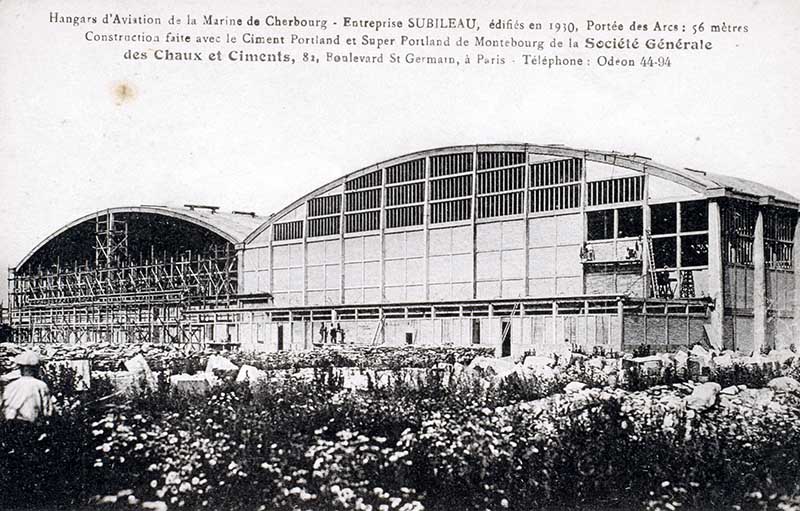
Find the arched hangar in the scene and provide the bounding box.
[9,144,800,355]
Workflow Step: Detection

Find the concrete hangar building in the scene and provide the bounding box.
[8,144,800,356]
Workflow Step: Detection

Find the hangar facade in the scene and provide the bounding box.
[9,144,800,356]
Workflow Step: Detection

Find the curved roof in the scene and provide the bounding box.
[17,205,266,269]
[245,143,798,243]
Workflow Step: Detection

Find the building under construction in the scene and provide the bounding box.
[8,144,800,356]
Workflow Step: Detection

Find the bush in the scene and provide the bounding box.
[1,358,800,510]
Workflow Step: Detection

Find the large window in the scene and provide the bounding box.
[722,200,756,265]
[587,210,614,241]
[653,237,677,268]
[765,207,795,268]
[586,206,642,241]
[617,207,643,238]
[649,201,709,269]
[681,234,709,267]
[651,203,677,235]
[647,201,709,298]
[681,200,708,232]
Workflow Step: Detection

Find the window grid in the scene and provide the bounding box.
[530,184,581,213]
[722,200,757,265]
[587,175,644,206]
[430,153,473,178]
[477,151,526,170]
[345,169,382,191]
[344,210,380,233]
[431,198,472,224]
[308,215,340,238]
[765,207,796,268]
[307,195,341,218]
[273,220,303,241]
[345,188,382,212]
[429,174,472,201]
[386,205,424,228]
[529,158,583,188]
[385,182,425,207]
[477,191,525,218]
[386,159,425,184]
[476,166,525,195]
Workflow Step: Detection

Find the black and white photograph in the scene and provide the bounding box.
[1,1,799,509]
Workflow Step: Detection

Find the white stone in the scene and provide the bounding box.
[674,350,689,369]
[587,357,605,370]
[467,356,517,379]
[714,354,734,368]
[768,350,796,366]
[124,354,152,377]
[235,365,268,386]
[205,355,239,373]
[691,345,711,358]
[169,373,211,395]
[523,355,553,370]
[685,382,721,411]
[767,376,800,393]
[564,381,587,394]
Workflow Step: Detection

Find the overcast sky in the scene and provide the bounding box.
[1,0,799,304]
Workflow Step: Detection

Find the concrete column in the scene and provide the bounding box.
[707,200,725,350]
[753,208,767,354]
[616,298,625,351]
[793,215,800,344]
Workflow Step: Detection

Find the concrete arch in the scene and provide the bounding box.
[16,206,250,270]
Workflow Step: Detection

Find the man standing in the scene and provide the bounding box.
[2,351,53,424]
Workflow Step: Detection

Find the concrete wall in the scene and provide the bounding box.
[238,313,625,357]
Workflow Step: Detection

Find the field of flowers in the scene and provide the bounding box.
[1,356,800,511]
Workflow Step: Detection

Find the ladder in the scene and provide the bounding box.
[680,270,696,298]
[644,230,660,298]
[370,314,386,346]
[499,300,523,353]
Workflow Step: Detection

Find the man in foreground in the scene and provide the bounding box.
[2,350,53,423]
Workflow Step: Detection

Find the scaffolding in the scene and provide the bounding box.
[9,240,238,345]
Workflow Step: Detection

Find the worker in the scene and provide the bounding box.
[329,324,338,344]
[2,350,54,424]
[338,323,346,344]
[319,323,328,344]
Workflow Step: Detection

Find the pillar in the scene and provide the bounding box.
[551,302,559,345]
[707,200,725,350]
[793,214,800,345]
[616,298,625,351]
[753,208,767,354]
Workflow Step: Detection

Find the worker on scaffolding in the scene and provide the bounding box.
[2,351,53,424]
[329,324,338,344]
[319,324,328,345]
[337,323,346,344]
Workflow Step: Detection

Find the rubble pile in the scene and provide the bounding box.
[0,342,205,373]
[0,342,494,373]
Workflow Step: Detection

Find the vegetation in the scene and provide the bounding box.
[0,359,799,510]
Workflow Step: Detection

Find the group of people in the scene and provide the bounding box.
[318,323,347,345]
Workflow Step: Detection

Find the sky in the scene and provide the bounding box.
[1,0,799,304]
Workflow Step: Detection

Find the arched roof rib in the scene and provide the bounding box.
[16,206,266,270]
[245,144,799,243]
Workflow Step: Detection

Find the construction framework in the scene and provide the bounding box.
[7,144,800,356]
[8,207,264,346]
